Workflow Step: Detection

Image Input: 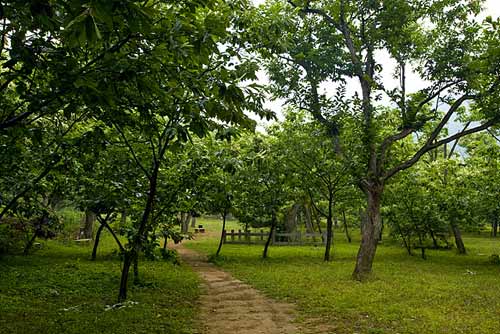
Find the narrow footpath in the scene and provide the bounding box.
[175,245,298,334]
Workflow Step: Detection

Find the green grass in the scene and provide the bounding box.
[0,234,200,334]
[186,226,500,334]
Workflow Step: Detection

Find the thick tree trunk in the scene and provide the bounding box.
[324,216,334,261]
[451,222,466,254]
[91,223,105,260]
[342,209,351,243]
[304,205,315,233]
[263,212,277,259]
[353,185,383,280]
[216,208,227,257]
[81,210,95,239]
[190,215,197,228]
[181,213,191,233]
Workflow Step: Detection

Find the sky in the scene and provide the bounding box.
[250,0,500,125]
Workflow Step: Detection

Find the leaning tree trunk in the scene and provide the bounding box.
[451,221,466,254]
[263,212,277,259]
[118,163,159,301]
[304,205,315,233]
[91,224,105,260]
[353,185,383,281]
[216,208,228,257]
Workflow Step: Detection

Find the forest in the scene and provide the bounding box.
[1,0,499,333]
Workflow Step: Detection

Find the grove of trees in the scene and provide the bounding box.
[1,0,499,301]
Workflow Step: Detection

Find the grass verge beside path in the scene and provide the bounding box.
[186,226,500,334]
[0,235,200,334]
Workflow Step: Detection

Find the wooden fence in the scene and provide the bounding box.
[222,229,326,246]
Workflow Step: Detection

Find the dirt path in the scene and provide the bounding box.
[175,245,298,334]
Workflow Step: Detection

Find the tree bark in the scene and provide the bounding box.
[91,223,105,260]
[352,185,383,280]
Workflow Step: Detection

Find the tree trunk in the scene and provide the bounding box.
[312,208,323,241]
[324,216,334,261]
[118,162,159,301]
[216,208,227,256]
[133,252,139,284]
[342,209,351,243]
[451,222,466,254]
[190,215,197,228]
[430,229,439,248]
[118,251,133,301]
[353,185,383,280]
[181,213,191,233]
[263,212,277,259]
[91,223,105,260]
[81,210,95,239]
[304,205,315,233]
[492,218,498,237]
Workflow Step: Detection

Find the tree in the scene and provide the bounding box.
[90,0,271,301]
[252,0,500,279]
[232,135,289,258]
[270,110,356,261]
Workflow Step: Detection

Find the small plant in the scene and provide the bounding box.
[160,248,180,265]
[207,253,227,265]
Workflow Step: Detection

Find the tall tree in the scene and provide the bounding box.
[252,0,500,279]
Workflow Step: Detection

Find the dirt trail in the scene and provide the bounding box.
[175,245,298,334]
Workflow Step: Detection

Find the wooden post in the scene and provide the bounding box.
[260,229,264,241]
[231,229,235,241]
[238,229,242,241]
[246,229,250,244]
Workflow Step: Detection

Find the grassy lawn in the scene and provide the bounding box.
[0,234,200,334]
[187,219,500,334]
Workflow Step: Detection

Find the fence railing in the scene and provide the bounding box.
[222,229,326,246]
